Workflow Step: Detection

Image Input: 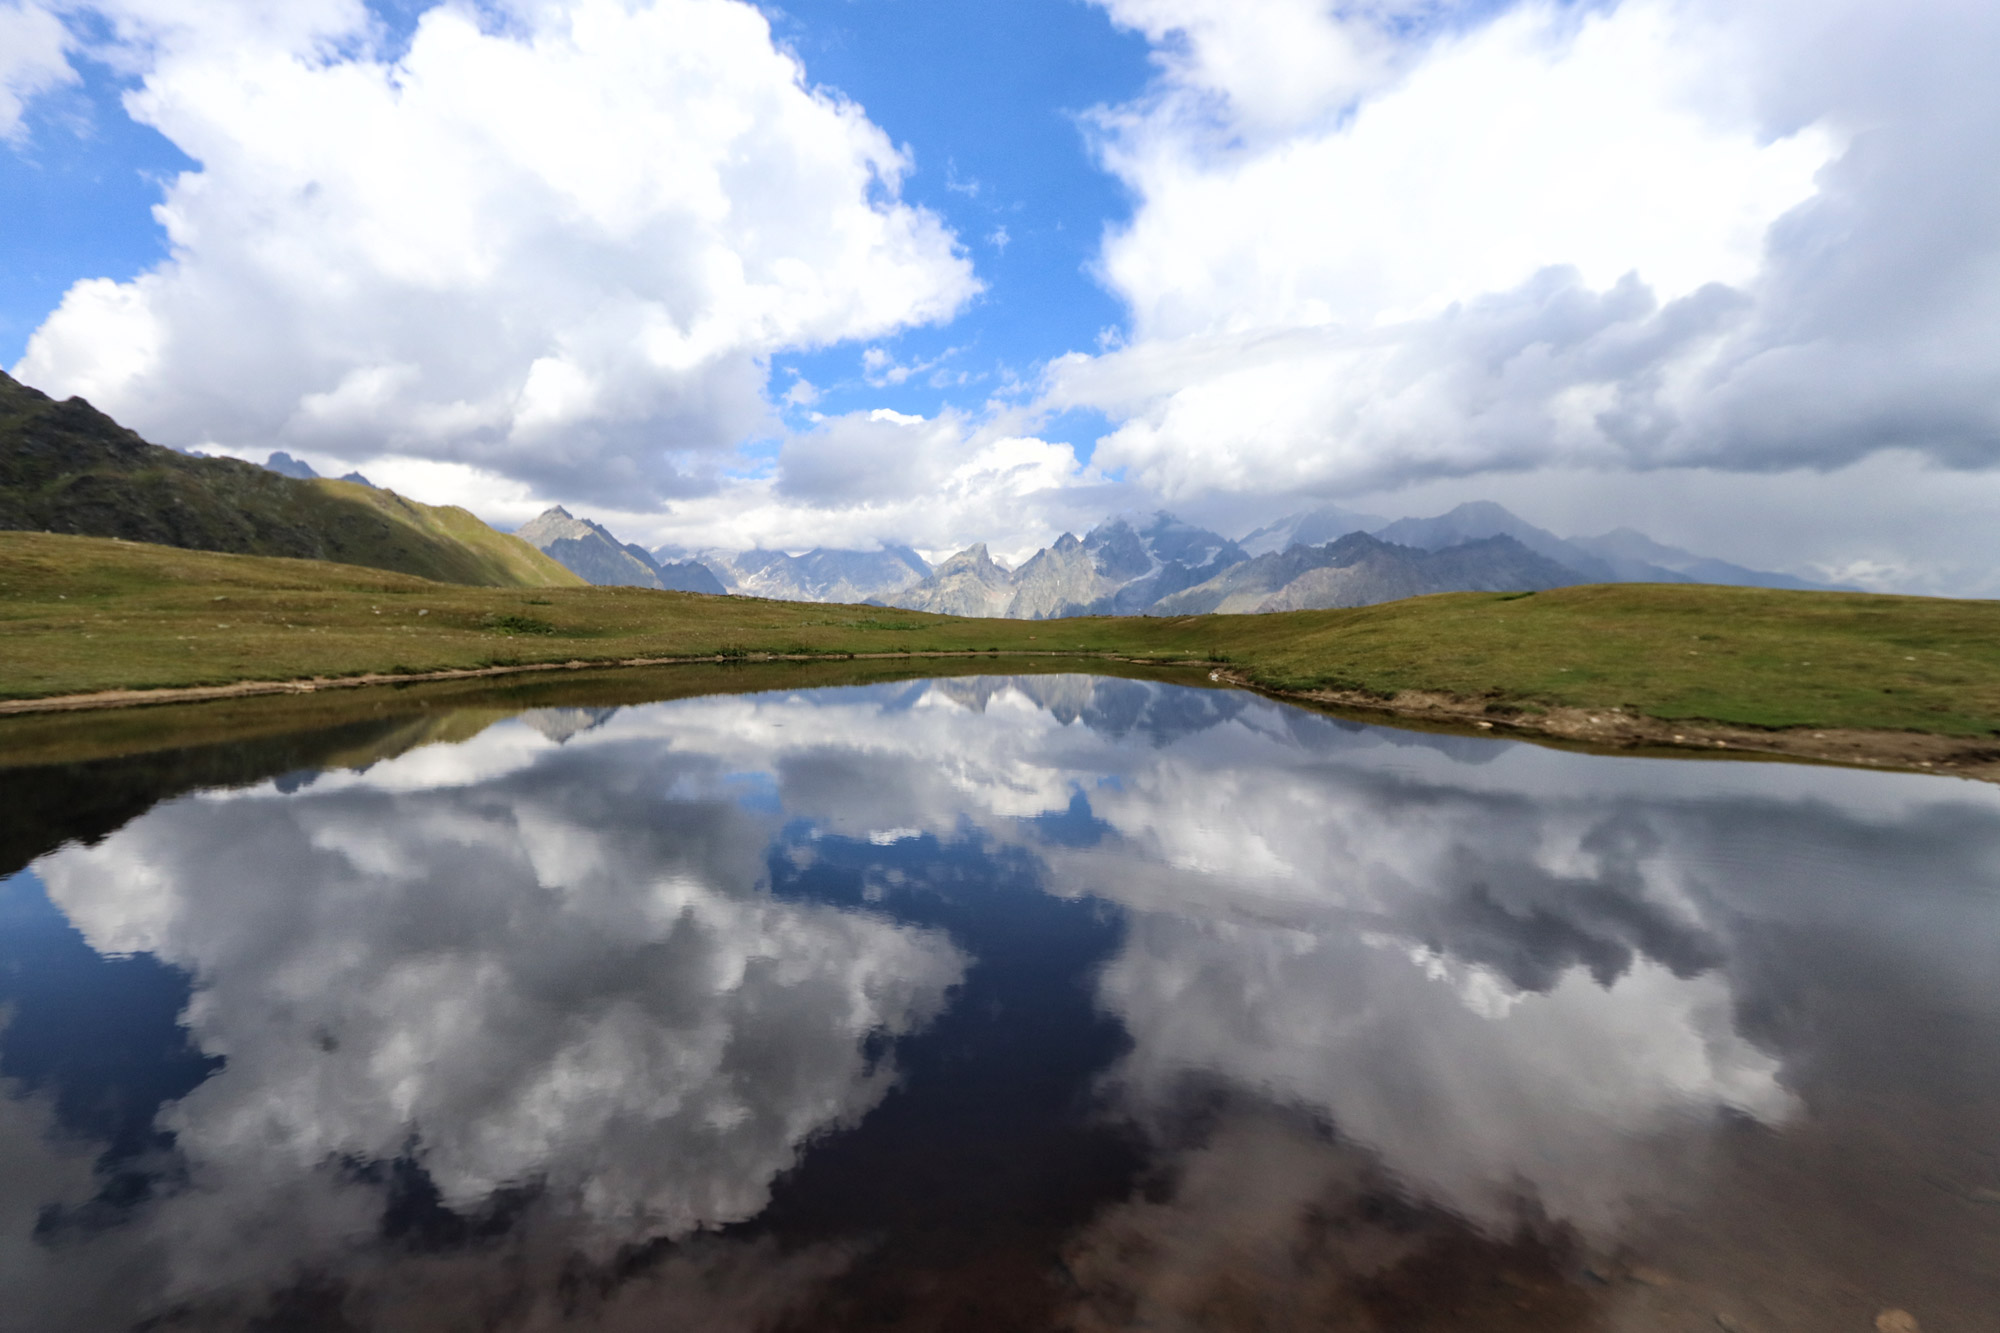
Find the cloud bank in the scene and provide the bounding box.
[1045,0,2000,509]
[12,0,977,506]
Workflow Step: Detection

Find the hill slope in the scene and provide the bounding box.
[0,370,581,589]
[5,532,2000,774]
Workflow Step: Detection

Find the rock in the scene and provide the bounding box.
[1875,1311,1919,1333]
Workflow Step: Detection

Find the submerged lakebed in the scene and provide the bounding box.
[0,673,1996,1331]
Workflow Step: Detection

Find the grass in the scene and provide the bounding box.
[4,530,1999,737]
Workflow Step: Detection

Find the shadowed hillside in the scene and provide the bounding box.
[0,370,580,589]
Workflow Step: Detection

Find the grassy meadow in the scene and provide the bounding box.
[4,530,1999,738]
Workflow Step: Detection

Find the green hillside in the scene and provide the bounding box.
[0,370,580,588]
[5,531,1999,750]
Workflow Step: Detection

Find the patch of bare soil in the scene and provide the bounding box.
[1208,669,2000,784]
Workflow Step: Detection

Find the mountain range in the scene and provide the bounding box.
[1150,531,1580,613]
[515,507,724,593]
[524,499,1846,617]
[688,544,934,604]
[0,370,577,588]
[2,370,1839,613]
[261,450,376,489]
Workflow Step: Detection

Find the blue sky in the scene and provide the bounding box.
[0,48,191,365]
[4,0,2000,591]
[761,0,1150,442]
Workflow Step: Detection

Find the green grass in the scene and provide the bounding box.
[4,531,1999,737]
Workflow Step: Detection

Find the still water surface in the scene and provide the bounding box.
[1,674,1997,1331]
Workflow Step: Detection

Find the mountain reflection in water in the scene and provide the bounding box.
[1,674,1996,1332]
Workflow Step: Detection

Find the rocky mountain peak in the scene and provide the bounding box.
[515,506,597,546]
[937,542,1003,574]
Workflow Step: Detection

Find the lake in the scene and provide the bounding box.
[1,672,1996,1331]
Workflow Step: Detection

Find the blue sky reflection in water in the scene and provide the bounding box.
[2,676,1998,1330]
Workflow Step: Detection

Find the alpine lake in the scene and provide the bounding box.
[1,662,1995,1332]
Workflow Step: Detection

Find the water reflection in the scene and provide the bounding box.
[3,674,1997,1331]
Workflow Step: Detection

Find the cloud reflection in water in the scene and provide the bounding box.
[5,674,1997,1329]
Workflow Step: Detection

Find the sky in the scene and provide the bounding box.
[3,0,2000,592]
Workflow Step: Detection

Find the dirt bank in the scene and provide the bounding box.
[1208,669,2000,783]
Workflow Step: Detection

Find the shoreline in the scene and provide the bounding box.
[0,649,1181,716]
[1212,669,2000,782]
[5,651,1994,782]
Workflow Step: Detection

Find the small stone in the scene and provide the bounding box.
[1876,1311,1919,1333]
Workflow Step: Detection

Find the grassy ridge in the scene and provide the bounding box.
[1,370,581,588]
[3,530,1998,736]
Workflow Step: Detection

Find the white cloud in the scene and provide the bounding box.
[631,406,1121,561]
[12,0,978,505]
[0,1,76,141]
[1053,0,2000,526]
[1096,1,1833,338]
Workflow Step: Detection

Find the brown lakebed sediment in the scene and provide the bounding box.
[1209,668,2000,781]
[1,650,1991,784]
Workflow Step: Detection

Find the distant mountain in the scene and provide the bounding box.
[1366,501,1846,592]
[656,502,1841,618]
[694,545,931,604]
[1239,503,1389,557]
[888,513,1247,619]
[1154,532,1583,614]
[0,370,578,588]
[1371,501,1622,581]
[892,543,1017,616]
[264,451,376,489]
[263,451,317,480]
[1084,513,1249,612]
[517,507,725,593]
[1569,527,1850,592]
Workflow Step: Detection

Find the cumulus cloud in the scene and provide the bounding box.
[1051,0,2000,506]
[640,406,1122,561]
[0,2,76,141]
[11,0,977,505]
